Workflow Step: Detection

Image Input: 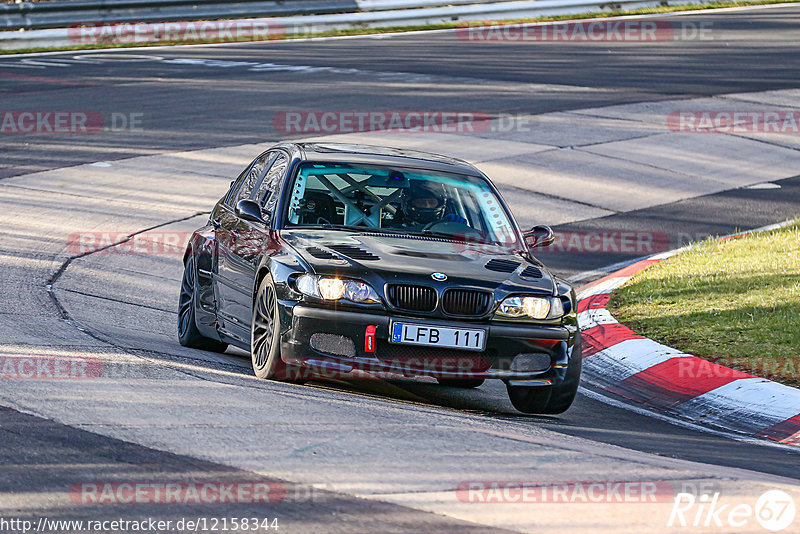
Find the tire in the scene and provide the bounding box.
[436,378,485,389]
[506,343,582,415]
[251,275,304,382]
[178,254,228,353]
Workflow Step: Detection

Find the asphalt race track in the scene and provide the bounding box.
[3,5,800,179]
[1,5,800,532]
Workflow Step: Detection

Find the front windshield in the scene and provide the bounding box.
[285,162,518,246]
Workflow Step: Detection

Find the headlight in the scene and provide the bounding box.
[295,275,380,304]
[496,296,564,320]
[318,278,346,300]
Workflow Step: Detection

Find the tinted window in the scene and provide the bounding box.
[253,153,289,214]
[231,152,278,205]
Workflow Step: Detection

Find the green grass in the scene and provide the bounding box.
[2,0,798,55]
[607,222,800,388]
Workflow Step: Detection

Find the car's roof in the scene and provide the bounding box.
[284,142,484,177]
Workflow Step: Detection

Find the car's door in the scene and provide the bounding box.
[215,151,278,338]
[216,151,289,340]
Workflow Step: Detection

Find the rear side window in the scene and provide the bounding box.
[225,152,278,206]
[237,152,278,203]
[223,166,250,206]
[253,153,289,214]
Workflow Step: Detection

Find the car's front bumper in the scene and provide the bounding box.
[279,304,580,385]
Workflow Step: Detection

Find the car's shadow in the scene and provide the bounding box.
[221,345,557,419]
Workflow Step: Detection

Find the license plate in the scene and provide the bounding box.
[390,322,486,351]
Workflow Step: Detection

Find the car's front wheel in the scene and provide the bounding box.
[178,255,228,353]
[251,275,303,382]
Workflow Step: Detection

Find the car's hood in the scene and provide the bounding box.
[281,228,556,295]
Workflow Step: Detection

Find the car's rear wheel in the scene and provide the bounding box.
[251,275,304,382]
[178,255,228,353]
[506,347,581,414]
[436,378,485,389]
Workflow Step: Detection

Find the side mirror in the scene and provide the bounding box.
[235,199,268,225]
[524,225,555,248]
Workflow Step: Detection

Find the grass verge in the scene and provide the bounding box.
[607,222,800,388]
[1,0,798,55]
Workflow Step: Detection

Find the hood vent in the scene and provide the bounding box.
[485,258,520,273]
[520,266,543,279]
[306,247,337,260]
[329,244,379,261]
[395,250,466,261]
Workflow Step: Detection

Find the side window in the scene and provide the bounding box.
[223,166,251,206]
[231,152,278,205]
[253,153,289,214]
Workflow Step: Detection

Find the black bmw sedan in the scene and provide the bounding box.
[179,142,581,414]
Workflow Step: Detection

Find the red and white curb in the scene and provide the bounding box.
[575,222,800,448]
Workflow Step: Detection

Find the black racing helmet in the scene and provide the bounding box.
[402,181,447,225]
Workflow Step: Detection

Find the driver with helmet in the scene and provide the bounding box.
[397,181,468,230]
